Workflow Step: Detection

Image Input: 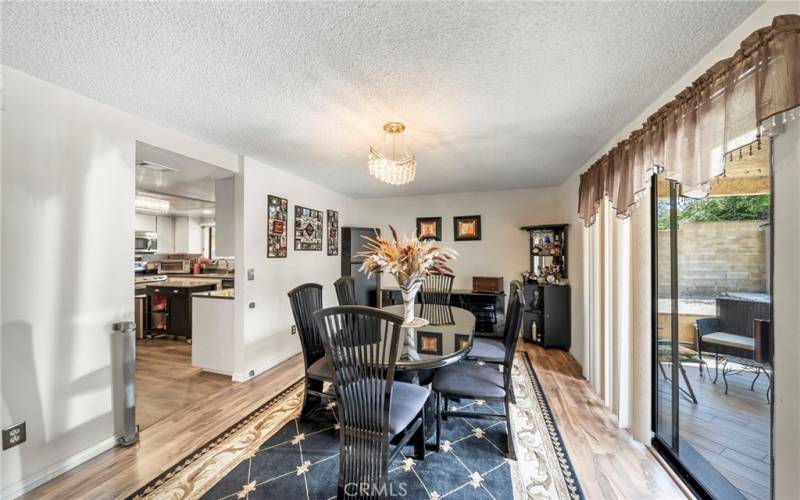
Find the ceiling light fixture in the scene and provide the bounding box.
[368,122,416,185]
[135,195,171,214]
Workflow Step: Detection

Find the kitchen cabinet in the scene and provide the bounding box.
[156,215,174,254]
[174,216,204,254]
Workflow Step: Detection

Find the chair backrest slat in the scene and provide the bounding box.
[334,276,358,306]
[314,305,404,498]
[288,283,325,370]
[422,273,454,306]
[503,280,525,369]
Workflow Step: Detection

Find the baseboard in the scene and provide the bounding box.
[234,351,301,383]
[1,433,121,499]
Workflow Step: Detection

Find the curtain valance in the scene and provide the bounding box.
[578,14,800,226]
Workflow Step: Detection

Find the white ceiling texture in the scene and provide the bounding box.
[2,1,761,198]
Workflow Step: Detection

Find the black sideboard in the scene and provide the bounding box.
[521,283,571,349]
[381,287,505,337]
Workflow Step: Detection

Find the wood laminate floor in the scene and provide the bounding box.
[136,338,234,430]
[671,359,771,500]
[519,343,689,499]
[27,343,687,499]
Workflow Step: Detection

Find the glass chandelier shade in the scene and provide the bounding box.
[368,122,416,185]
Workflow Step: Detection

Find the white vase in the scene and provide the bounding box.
[398,278,423,326]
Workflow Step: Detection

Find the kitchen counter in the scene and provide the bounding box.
[181,273,235,279]
[148,280,220,288]
[193,289,234,299]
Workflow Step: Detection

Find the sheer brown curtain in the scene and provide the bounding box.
[578,14,800,226]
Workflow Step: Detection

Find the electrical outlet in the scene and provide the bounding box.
[249,302,255,309]
[3,422,26,450]
[291,325,297,335]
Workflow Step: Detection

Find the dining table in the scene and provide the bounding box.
[380,303,477,370]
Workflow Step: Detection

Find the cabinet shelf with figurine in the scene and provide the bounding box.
[519,224,571,350]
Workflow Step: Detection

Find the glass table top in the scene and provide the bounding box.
[381,304,476,369]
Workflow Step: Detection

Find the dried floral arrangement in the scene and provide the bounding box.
[357,226,457,285]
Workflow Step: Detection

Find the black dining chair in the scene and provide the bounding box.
[466,280,523,365]
[314,306,428,499]
[432,285,525,459]
[421,272,454,306]
[288,283,334,416]
[333,276,357,306]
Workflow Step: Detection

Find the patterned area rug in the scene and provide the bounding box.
[130,352,583,500]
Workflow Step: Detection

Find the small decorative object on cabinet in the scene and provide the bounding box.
[416,217,442,241]
[520,224,571,349]
[472,276,504,294]
[453,215,481,241]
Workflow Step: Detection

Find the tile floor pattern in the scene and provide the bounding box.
[202,400,514,500]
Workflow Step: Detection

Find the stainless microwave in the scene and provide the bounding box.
[135,231,158,254]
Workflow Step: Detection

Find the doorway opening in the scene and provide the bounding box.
[134,141,237,430]
[652,140,773,499]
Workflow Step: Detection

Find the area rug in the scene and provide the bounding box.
[129,352,583,500]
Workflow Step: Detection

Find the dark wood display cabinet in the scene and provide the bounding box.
[145,282,216,342]
[521,283,571,349]
[520,224,571,349]
[341,227,381,307]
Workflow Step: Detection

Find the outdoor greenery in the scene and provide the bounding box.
[657,195,769,229]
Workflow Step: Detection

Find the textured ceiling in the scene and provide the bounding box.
[2,1,762,198]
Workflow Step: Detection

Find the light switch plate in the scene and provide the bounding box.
[247,269,255,280]
[291,325,297,335]
[3,422,26,450]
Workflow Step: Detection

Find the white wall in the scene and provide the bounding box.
[772,117,800,500]
[350,187,586,365]
[234,157,354,381]
[0,66,238,497]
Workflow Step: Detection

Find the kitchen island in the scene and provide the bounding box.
[191,288,234,375]
[145,280,217,341]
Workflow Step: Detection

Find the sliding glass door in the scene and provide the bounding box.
[652,145,773,500]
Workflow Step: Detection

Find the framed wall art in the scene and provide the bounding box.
[294,205,323,251]
[416,217,442,241]
[453,215,481,241]
[267,195,288,258]
[327,209,339,256]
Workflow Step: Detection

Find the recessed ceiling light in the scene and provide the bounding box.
[136,161,178,173]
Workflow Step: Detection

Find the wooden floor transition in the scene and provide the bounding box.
[136,338,233,430]
[27,344,687,499]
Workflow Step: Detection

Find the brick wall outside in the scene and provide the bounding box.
[657,220,767,299]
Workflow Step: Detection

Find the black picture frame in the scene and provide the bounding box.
[267,195,288,258]
[453,215,482,241]
[416,217,442,241]
[294,205,323,251]
[327,209,339,256]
